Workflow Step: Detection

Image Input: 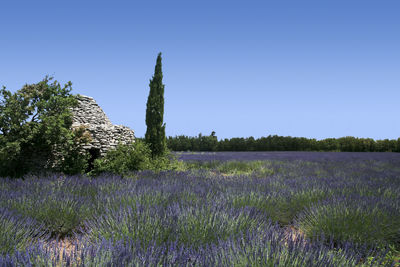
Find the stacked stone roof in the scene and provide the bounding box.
[71,95,135,155]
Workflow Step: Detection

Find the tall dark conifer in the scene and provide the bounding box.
[145,52,167,157]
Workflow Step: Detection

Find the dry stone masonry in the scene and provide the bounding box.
[71,95,135,155]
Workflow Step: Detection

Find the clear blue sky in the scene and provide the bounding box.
[1,0,399,140]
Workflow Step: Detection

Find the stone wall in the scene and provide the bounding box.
[71,95,135,155]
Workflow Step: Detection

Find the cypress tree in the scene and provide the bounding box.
[145,52,167,157]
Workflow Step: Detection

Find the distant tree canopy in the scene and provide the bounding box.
[0,76,90,177]
[167,133,400,152]
[145,52,167,157]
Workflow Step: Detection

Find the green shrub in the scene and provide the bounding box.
[150,152,186,172]
[90,140,182,176]
[90,140,151,176]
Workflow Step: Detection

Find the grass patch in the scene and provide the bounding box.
[184,160,275,177]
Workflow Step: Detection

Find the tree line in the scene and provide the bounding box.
[167,133,400,152]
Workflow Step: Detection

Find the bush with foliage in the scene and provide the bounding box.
[90,140,182,176]
[90,140,152,176]
[0,76,90,177]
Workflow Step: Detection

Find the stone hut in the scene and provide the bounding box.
[71,95,135,160]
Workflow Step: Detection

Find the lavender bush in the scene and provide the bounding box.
[296,196,400,248]
[0,208,48,255]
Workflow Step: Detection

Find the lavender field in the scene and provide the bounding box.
[0,152,399,266]
[175,151,400,162]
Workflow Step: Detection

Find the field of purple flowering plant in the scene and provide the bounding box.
[0,152,399,266]
[175,151,400,162]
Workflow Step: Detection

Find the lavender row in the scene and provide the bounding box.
[0,226,392,266]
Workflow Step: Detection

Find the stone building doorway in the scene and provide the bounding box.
[87,148,101,172]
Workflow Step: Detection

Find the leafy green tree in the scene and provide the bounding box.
[145,52,167,157]
[0,76,90,177]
